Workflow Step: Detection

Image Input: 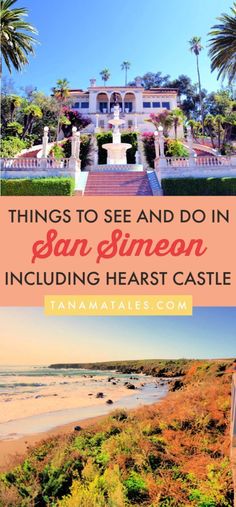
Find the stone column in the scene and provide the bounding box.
[75,131,81,161]
[158,126,165,157]
[187,125,195,168]
[157,126,166,173]
[95,114,100,133]
[154,130,160,159]
[42,126,49,157]
[69,127,77,169]
[134,115,138,131]
[40,126,49,167]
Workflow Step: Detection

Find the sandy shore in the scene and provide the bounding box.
[0,374,132,423]
[0,415,105,471]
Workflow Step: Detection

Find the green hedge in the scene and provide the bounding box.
[62,135,91,169]
[1,177,75,196]
[96,131,138,164]
[162,177,236,196]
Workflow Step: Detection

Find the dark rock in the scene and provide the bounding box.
[74,425,82,431]
[126,383,136,390]
[106,399,113,404]
[96,392,104,398]
[112,382,117,385]
[170,380,184,391]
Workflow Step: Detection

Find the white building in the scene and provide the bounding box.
[69,78,182,137]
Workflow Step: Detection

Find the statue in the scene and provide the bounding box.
[113,92,119,104]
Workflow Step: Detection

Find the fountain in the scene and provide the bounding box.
[102,105,131,165]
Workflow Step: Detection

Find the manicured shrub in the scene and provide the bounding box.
[1,178,74,196]
[96,131,138,164]
[0,137,26,158]
[162,177,236,196]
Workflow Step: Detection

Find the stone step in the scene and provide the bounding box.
[84,171,153,196]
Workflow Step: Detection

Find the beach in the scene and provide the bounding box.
[0,365,169,470]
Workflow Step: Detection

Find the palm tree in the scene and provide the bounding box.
[9,94,22,121]
[189,36,204,131]
[100,68,111,86]
[52,78,70,140]
[22,103,42,138]
[0,0,38,75]
[170,108,185,139]
[208,3,236,84]
[121,61,131,86]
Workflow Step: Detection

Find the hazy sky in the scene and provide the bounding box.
[2,0,233,94]
[0,307,235,365]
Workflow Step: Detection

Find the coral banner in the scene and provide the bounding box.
[0,196,235,307]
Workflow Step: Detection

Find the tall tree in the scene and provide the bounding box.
[52,78,70,140]
[208,3,236,84]
[121,61,131,86]
[0,0,38,74]
[100,68,111,86]
[189,36,204,130]
[130,71,170,89]
[9,94,22,121]
[170,108,185,139]
[22,103,42,138]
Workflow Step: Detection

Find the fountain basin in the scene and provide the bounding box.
[102,143,132,165]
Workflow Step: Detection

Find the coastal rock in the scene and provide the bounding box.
[170,379,184,391]
[96,392,104,398]
[74,425,82,431]
[125,383,136,390]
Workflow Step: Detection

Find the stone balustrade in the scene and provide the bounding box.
[155,155,236,181]
[0,158,71,170]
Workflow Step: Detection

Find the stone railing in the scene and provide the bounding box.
[90,164,143,172]
[231,374,236,503]
[164,156,232,168]
[156,155,236,181]
[165,157,190,168]
[0,158,71,170]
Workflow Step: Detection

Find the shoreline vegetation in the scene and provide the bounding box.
[0,358,235,506]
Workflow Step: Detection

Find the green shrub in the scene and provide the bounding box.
[62,135,92,169]
[5,122,23,137]
[1,178,74,196]
[50,144,65,160]
[162,177,236,196]
[124,472,148,501]
[96,131,138,164]
[165,139,189,157]
[142,132,155,168]
[0,137,26,158]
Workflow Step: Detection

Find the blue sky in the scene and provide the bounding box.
[3,0,233,95]
[0,307,235,364]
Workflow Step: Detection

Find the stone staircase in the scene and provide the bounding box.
[83,172,153,196]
